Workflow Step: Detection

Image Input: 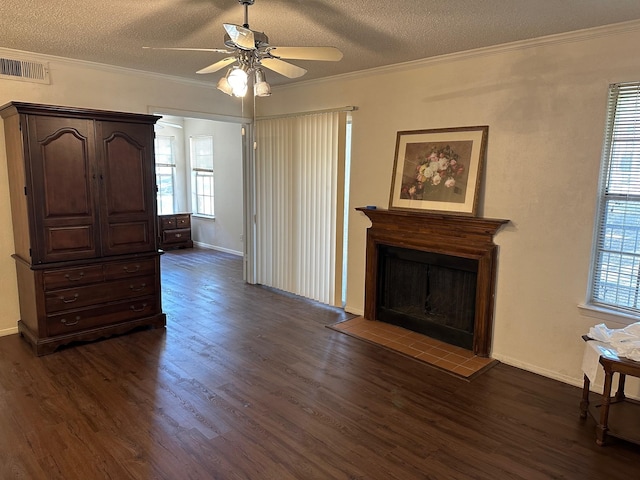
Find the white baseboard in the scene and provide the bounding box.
[491,352,583,387]
[192,241,243,256]
[344,305,364,316]
[0,325,19,337]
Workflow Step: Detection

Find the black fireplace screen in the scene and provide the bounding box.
[376,245,478,350]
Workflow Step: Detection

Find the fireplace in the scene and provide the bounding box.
[377,245,478,349]
[357,208,508,357]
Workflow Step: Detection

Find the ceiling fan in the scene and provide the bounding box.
[143,0,343,97]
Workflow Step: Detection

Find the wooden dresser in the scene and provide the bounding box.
[158,213,193,249]
[0,102,166,355]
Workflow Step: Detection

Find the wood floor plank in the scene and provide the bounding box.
[0,247,639,479]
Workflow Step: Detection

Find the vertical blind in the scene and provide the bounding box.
[255,111,346,306]
[591,82,640,313]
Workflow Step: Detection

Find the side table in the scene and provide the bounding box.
[580,338,640,446]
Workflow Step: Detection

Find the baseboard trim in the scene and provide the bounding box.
[0,325,19,337]
[192,241,243,257]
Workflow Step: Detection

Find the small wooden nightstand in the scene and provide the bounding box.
[580,338,640,446]
[158,213,194,250]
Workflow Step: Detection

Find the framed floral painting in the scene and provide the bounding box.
[389,126,488,216]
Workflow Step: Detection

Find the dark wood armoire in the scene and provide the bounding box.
[0,102,166,355]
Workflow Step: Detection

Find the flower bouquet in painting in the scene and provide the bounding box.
[399,143,470,203]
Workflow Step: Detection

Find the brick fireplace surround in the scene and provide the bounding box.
[357,207,508,357]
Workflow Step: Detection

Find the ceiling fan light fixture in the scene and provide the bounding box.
[152,0,342,99]
[227,66,249,97]
[254,68,271,97]
[216,72,234,96]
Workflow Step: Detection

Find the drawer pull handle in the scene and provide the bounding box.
[59,293,80,303]
[175,233,182,238]
[61,316,81,326]
[64,272,85,282]
[130,303,148,312]
[130,283,147,292]
[123,264,141,273]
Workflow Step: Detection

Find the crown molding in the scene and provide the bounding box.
[275,18,640,93]
[0,46,215,88]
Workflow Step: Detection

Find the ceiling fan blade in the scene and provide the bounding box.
[196,57,237,75]
[260,58,307,79]
[143,46,231,53]
[268,46,343,62]
[223,23,255,50]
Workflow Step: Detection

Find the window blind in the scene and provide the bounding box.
[192,136,214,170]
[591,82,640,313]
[190,136,215,216]
[254,111,347,306]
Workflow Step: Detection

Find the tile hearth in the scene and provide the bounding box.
[330,316,497,379]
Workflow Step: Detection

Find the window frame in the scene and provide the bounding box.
[190,135,215,218]
[588,81,640,319]
[154,135,176,215]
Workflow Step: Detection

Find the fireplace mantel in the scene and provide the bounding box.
[357,207,508,356]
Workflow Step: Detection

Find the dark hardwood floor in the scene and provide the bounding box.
[1,248,639,479]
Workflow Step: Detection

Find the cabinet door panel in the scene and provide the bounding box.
[28,116,99,263]
[106,221,150,251]
[96,121,157,255]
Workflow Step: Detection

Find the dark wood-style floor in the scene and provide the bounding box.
[1,248,639,479]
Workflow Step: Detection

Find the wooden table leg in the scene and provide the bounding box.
[614,373,626,401]
[580,374,590,419]
[596,369,613,446]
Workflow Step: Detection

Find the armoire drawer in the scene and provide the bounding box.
[45,275,157,313]
[46,295,159,336]
[104,257,157,280]
[43,265,104,291]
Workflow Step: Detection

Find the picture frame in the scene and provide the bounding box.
[389,126,488,216]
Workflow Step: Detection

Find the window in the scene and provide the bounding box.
[154,135,176,215]
[590,82,640,315]
[190,135,214,216]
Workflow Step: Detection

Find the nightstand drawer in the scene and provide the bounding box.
[162,228,191,244]
[160,217,176,230]
[175,214,191,229]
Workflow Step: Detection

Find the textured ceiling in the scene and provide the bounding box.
[3,0,640,86]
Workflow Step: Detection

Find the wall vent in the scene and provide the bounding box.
[0,56,50,84]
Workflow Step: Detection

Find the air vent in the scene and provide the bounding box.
[0,56,50,84]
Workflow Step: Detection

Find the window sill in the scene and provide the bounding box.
[578,303,640,327]
[192,214,215,221]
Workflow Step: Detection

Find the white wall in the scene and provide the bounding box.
[183,118,244,255]
[0,51,249,335]
[255,21,640,392]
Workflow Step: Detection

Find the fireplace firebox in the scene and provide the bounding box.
[377,245,478,349]
[357,207,508,357]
